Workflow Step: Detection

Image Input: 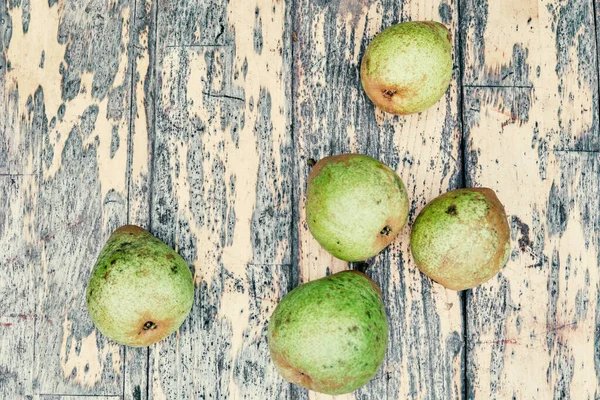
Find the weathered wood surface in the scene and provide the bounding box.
[461,0,600,398]
[1,0,600,399]
[147,0,293,398]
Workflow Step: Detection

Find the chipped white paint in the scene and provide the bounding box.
[464,0,600,398]
[5,0,65,115]
[59,306,122,388]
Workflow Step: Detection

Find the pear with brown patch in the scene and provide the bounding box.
[360,21,453,115]
[86,225,194,347]
[306,154,409,261]
[410,188,511,290]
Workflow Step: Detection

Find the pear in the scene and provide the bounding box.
[306,154,409,261]
[86,225,194,347]
[360,21,453,115]
[410,188,511,291]
[268,271,388,394]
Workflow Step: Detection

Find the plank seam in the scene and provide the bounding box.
[289,0,299,396]
[463,84,533,89]
[125,0,139,226]
[593,0,600,138]
[38,395,122,398]
[147,0,160,396]
[123,0,140,396]
[165,43,229,48]
[553,149,600,154]
[457,1,469,399]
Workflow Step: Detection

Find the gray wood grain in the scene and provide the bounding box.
[15,0,137,396]
[147,0,293,398]
[461,0,600,398]
[0,176,37,399]
[123,0,157,398]
[0,3,41,400]
[291,1,464,399]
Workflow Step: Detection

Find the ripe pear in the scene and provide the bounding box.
[360,21,453,115]
[410,188,511,291]
[268,271,388,394]
[86,225,194,347]
[306,154,409,262]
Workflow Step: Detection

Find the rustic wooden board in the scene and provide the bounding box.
[0,4,40,399]
[123,0,156,398]
[291,0,464,399]
[461,0,600,398]
[0,176,37,399]
[147,0,293,398]
[0,0,143,396]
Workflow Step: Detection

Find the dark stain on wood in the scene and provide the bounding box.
[460,0,531,87]
[510,215,531,253]
[595,289,600,392]
[546,250,560,353]
[250,88,292,264]
[547,181,569,237]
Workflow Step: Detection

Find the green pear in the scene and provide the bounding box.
[410,188,511,291]
[86,225,194,347]
[306,154,409,261]
[268,271,388,394]
[360,21,453,115]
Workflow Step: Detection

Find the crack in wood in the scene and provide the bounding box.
[463,84,534,89]
[165,43,230,48]
[202,92,246,102]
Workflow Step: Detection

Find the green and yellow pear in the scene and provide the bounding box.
[410,188,511,291]
[268,271,388,394]
[86,225,194,347]
[360,21,453,115]
[306,154,409,262]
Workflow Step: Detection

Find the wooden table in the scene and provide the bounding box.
[1,0,599,398]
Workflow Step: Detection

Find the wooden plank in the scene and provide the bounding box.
[461,0,600,398]
[0,0,41,176]
[2,0,140,396]
[148,0,292,398]
[461,0,538,87]
[0,176,38,399]
[123,0,157,398]
[128,0,156,226]
[2,1,47,398]
[292,0,463,398]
